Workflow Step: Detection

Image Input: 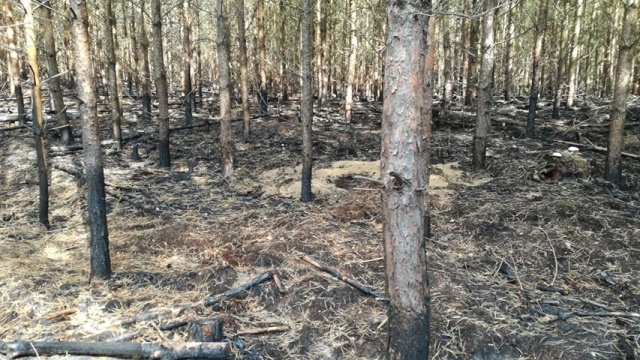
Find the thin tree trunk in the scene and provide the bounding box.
[257,0,268,114]
[129,0,139,95]
[3,0,26,125]
[217,0,234,178]
[526,0,548,138]
[382,0,430,358]
[182,0,193,125]
[473,0,495,170]
[605,0,637,184]
[466,0,480,106]
[237,0,251,140]
[41,0,74,144]
[315,0,325,108]
[103,0,123,151]
[68,0,112,279]
[138,0,152,121]
[441,14,452,109]
[22,0,50,229]
[300,0,313,202]
[344,0,357,123]
[566,0,584,108]
[503,1,514,101]
[424,0,437,239]
[460,0,470,101]
[151,0,171,168]
[279,0,288,101]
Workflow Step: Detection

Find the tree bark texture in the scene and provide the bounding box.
[566,0,584,108]
[151,0,171,168]
[42,0,74,144]
[605,0,637,184]
[503,1,514,101]
[382,0,430,358]
[300,0,314,202]
[473,0,495,170]
[68,0,112,279]
[345,0,357,123]
[3,0,26,125]
[23,0,50,229]
[257,0,268,114]
[138,0,152,121]
[182,0,193,126]
[423,0,436,239]
[217,0,234,178]
[526,0,548,138]
[237,0,251,140]
[102,0,123,151]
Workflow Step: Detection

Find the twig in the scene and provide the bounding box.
[204,272,274,307]
[574,311,640,318]
[301,255,387,300]
[538,227,558,286]
[580,298,619,312]
[353,175,383,186]
[236,326,289,336]
[536,284,568,295]
[272,274,286,294]
[44,308,77,320]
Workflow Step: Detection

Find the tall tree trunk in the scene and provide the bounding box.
[526,0,548,138]
[441,14,452,109]
[344,0,357,123]
[300,0,314,202]
[566,0,584,108]
[138,0,152,121]
[22,0,50,229]
[424,0,437,239]
[237,0,251,140]
[315,0,326,108]
[129,0,139,95]
[473,0,495,170]
[42,0,74,144]
[151,0,171,168]
[217,0,234,178]
[182,0,193,125]
[102,0,123,151]
[279,0,288,101]
[460,0,471,101]
[382,0,430,358]
[257,0,268,114]
[68,0,112,279]
[503,0,514,101]
[605,0,637,184]
[552,0,569,119]
[466,0,480,106]
[3,0,26,125]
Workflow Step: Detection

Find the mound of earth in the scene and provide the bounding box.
[259,160,491,198]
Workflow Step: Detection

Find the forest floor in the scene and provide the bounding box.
[1,90,639,360]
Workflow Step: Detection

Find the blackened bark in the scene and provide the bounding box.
[300,0,313,202]
[68,0,111,279]
[102,0,123,151]
[151,0,171,168]
[605,0,637,184]
[138,0,152,121]
[217,0,234,178]
[382,0,430,358]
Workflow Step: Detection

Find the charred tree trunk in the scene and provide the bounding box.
[382,0,430,358]
[102,0,123,151]
[473,0,495,170]
[3,0,26,125]
[42,0,74,144]
[526,0,548,138]
[68,0,112,279]
[138,0,152,121]
[423,0,437,239]
[151,0,171,168]
[237,0,251,140]
[23,0,50,229]
[217,0,234,178]
[300,0,313,202]
[605,0,637,184]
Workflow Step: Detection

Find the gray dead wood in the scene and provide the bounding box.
[204,271,273,307]
[554,139,640,160]
[301,255,387,300]
[0,340,229,359]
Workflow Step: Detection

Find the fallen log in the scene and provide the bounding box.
[0,340,230,359]
[554,139,640,160]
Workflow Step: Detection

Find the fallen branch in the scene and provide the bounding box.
[237,325,289,336]
[204,272,274,307]
[574,311,640,318]
[0,340,229,359]
[301,255,387,300]
[554,140,640,160]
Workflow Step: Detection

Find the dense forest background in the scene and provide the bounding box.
[1,0,639,359]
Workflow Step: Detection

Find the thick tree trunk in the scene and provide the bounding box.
[138,0,152,121]
[182,0,193,126]
[217,0,234,178]
[102,0,123,151]
[22,0,50,229]
[605,0,637,184]
[424,0,437,239]
[68,0,111,279]
[566,0,584,108]
[237,0,251,140]
[3,0,26,125]
[382,1,430,358]
[526,0,548,138]
[257,0,268,114]
[300,0,313,202]
[41,0,74,144]
[151,0,171,168]
[344,0,357,123]
[473,0,495,170]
